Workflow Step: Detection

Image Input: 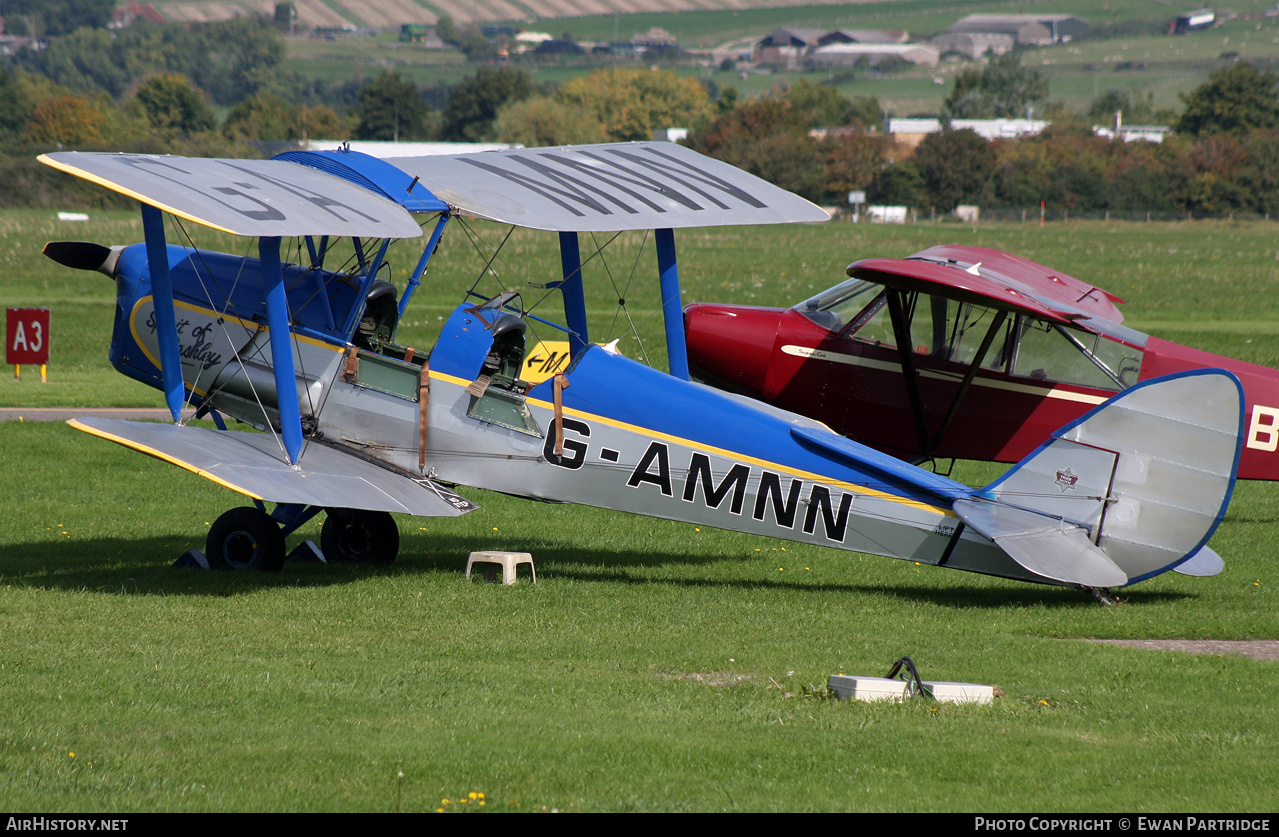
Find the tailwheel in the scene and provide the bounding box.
[206,507,286,572]
[321,509,399,564]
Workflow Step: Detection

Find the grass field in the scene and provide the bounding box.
[1,210,1278,811]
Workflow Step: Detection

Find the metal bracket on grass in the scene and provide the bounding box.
[886,656,934,700]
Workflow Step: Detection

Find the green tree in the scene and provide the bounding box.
[436,15,459,45]
[943,52,1049,120]
[23,94,105,147]
[911,128,995,212]
[1175,63,1279,137]
[784,81,883,130]
[1181,133,1253,214]
[784,80,849,128]
[492,96,608,147]
[557,68,713,142]
[818,133,890,203]
[354,70,429,141]
[131,73,215,137]
[1237,129,1279,215]
[294,104,348,141]
[0,0,114,36]
[223,92,297,141]
[990,125,1111,211]
[440,67,534,142]
[205,17,288,104]
[0,69,29,141]
[869,162,924,208]
[686,98,824,200]
[1089,88,1160,124]
[19,27,131,97]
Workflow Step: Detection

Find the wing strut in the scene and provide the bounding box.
[559,232,590,359]
[927,310,1008,453]
[140,204,186,422]
[656,228,689,381]
[885,289,931,455]
[259,236,304,466]
[400,214,449,318]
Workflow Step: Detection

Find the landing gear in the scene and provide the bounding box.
[206,507,286,572]
[1085,587,1123,605]
[321,508,400,564]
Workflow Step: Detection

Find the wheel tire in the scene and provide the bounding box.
[206,507,286,572]
[321,509,399,564]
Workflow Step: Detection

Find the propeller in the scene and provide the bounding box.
[42,241,124,277]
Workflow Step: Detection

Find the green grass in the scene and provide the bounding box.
[0,425,1276,811]
[2,210,1279,810]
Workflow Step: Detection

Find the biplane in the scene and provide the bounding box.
[685,245,1279,480]
[39,146,1244,596]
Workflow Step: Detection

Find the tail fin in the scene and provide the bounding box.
[956,369,1244,587]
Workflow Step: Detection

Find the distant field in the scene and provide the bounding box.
[156,0,1279,39]
[262,0,1279,117]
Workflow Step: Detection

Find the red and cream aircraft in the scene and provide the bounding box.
[685,244,1279,479]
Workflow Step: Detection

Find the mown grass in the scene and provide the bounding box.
[0,425,1276,811]
[2,210,1278,811]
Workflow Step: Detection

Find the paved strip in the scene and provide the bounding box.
[1084,639,1279,662]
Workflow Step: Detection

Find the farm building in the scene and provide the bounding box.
[1172,10,1216,34]
[931,31,1016,59]
[754,27,906,66]
[808,43,940,68]
[943,14,1089,46]
[888,118,1049,148]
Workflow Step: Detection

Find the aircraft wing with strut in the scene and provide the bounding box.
[40,151,473,570]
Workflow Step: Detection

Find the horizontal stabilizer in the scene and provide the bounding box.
[954,497,1128,588]
[38,153,423,239]
[70,417,476,518]
[1172,545,1224,577]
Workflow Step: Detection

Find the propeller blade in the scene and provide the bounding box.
[42,241,123,276]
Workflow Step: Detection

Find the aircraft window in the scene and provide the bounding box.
[875,295,1010,368]
[836,291,1011,368]
[797,279,883,332]
[946,302,1011,371]
[843,293,894,346]
[1011,321,1143,390]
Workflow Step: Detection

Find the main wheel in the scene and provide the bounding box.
[206,507,286,572]
[321,509,399,564]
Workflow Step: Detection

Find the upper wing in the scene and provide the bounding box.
[385,142,831,232]
[846,245,1125,326]
[70,418,476,518]
[909,245,1125,323]
[39,152,423,240]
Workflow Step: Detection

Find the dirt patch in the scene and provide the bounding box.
[1084,639,1279,661]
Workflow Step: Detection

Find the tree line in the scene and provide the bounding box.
[2,12,1278,217]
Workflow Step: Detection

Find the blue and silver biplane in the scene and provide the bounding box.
[40,144,1244,597]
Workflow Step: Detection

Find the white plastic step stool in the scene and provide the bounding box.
[466,551,536,585]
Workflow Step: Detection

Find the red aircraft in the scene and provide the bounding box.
[685,244,1279,480]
